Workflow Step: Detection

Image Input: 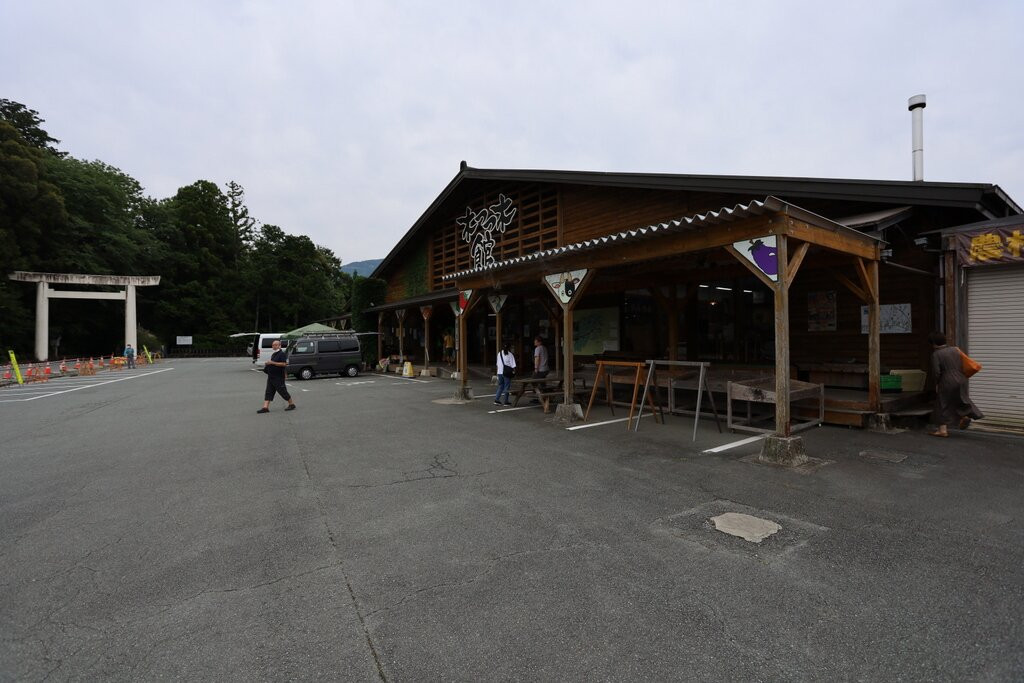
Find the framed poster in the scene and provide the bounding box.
[807,291,837,331]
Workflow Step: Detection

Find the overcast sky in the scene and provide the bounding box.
[4,1,1022,263]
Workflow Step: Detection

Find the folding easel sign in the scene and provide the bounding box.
[732,236,778,282]
[544,270,588,305]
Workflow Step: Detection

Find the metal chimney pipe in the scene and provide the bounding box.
[908,94,926,181]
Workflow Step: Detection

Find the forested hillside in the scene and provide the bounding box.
[0,100,353,357]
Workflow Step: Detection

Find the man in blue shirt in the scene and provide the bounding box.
[257,340,296,413]
[123,344,136,369]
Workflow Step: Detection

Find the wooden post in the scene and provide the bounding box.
[944,249,956,344]
[867,259,881,412]
[421,305,433,372]
[774,235,791,437]
[456,290,480,397]
[458,307,468,391]
[541,270,597,415]
[377,312,384,366]
[563,305,574,405]
[396,309,406,362]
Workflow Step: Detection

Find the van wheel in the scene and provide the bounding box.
[299,367,314,380]
[345,365,359,377]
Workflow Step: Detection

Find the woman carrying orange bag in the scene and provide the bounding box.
[927,331,984,437]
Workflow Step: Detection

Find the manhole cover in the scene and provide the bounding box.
[859,449,909,463]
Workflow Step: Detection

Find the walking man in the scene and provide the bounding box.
[123,343,136,369]
[258,340,296,413]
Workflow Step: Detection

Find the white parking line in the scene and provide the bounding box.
[376,374,429,384]
[488,405,541,414]
[566,414,654,431]
[0,368,175,402]
[336,381,376,386]
[701,435,766,453]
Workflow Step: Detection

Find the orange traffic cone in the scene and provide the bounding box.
[2,367,10,381]
[43,365,51,381]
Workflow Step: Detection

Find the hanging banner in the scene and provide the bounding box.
[487,294,507,313]
[732,236,779,282]
[544,270,588,305]
[449,301,460,317]
[956,226,1024,267]
[420,305,433,320]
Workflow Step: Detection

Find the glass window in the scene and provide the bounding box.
[318,340,341,353]
[261,337,280,348]
[292,341,314,355]
[340,338,360,352]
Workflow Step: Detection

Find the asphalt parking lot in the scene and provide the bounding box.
[1,358,1023,680]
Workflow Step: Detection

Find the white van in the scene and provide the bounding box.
[251,333,284,365]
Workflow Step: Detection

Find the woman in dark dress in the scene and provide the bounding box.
[928,331,983,437]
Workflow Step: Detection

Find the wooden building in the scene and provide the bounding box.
[369,163,1020,440]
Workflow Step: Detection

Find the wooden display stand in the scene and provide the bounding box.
[726,377,824,434]
[584,361,663,430]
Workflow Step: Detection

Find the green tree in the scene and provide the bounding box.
[0,99,63,155]
[0,120,67,353]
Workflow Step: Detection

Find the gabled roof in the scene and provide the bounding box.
[373,164,1021,279]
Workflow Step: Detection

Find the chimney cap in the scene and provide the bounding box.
[908,94,927,111]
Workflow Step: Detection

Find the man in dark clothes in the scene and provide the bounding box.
[258,340,296,413]
[927,331,982,436]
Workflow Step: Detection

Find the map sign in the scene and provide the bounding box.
[861,303,912,334]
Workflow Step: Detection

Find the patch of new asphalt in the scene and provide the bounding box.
[1,359,1022,680]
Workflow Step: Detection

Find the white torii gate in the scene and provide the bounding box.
[8,271,161,361]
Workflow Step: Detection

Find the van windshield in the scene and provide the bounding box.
[292,341,314,355]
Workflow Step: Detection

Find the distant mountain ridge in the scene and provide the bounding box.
[340,259,382,276]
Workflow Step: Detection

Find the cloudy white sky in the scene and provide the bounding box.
[4,1,1022,263]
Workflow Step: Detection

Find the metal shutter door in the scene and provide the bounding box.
[967,265,1024,428]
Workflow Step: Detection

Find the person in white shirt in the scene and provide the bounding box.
[494,341,517,406]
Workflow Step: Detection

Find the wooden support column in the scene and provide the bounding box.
[377,312,384,366]
[420,305,433,372]
[866,259,881,412]
[943,249,956,344]
[456,290,480,398]
[773,235,791,437]
[487,294,508,369]
[395,309,406,362]
[541,269,598,420]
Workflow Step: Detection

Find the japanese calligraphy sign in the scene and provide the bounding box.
[732,236,779,282]
[457,194,517,269]
[956,226,1024,267]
